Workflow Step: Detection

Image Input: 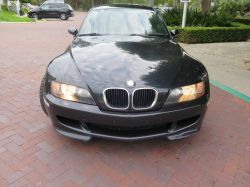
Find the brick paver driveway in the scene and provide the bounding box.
[1,12,250,187]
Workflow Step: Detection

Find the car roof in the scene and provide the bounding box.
[91,4,155,11]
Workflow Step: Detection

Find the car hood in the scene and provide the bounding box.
[70,36,183,110]
[71,36,183,90]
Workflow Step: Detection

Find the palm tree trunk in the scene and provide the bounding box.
[149,0,154,8]
[201,0,211,15]
[173,0,177,8]
[180,2,184,9]
[4,0,9,11]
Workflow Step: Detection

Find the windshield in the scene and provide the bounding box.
[79,8,168,36]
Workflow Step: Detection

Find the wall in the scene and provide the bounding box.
[9,4,20,13]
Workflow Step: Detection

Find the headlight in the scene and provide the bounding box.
[51,81,96,105]
[165,81,205,104]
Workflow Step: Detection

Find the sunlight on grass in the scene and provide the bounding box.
[0,5,34,22]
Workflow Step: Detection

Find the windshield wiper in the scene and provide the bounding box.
[130,34,144,36]
[78,33,104,36]
[130,34,168,37]
[130,34,148,37]
[147,34,168,37]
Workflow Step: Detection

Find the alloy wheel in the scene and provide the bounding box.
[60,13,66,20]
[32,13,38,18]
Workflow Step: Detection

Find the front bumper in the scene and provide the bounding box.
[45,94,208,141]
[67,12,74,17]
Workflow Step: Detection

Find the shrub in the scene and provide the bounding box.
[215,0,250,15]
[235,11,242,18]
[168,23,250,43]
[211,4,218,13]
[161,8,233,27]
[245,12,250,18]
[233,18,250,25]
[21,7,28,14]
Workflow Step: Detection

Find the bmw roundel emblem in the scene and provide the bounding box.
[125,80,135,88]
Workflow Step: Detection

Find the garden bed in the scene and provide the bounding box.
[169,23,250,44]
[161,7,250,44]
[233,18,250,25]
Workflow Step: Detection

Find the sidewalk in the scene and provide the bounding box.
[180,41,250,98]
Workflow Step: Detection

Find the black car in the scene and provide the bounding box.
[40,4,210,142]
[28,3,74,20]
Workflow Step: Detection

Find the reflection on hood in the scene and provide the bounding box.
[70,36,183,94]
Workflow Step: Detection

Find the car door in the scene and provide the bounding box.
[39,4,50,18]
[48,4,60,18]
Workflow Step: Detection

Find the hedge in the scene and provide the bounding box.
[232,18,250,25]
[168,23,250,44]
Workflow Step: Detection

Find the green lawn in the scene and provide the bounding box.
[0,5,33,22]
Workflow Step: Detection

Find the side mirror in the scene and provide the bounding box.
[170,29,179,37]
[68,27,78,39]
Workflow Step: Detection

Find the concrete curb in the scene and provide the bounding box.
[210,79,250,103]
[0,20,46,23]
[0,22,33,23]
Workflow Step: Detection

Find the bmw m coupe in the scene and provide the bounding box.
[40,4,210,141]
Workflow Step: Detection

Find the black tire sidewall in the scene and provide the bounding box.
[60,13,67,20]
[40,75,48,116]
[32,13,38,18]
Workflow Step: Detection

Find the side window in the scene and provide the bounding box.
[58,4,65,8]
[41,4,49,10]
[49,4,57,9]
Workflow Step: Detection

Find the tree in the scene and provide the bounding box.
[3,0,9,11]
[173,0,177,8]
[92,0,94,7]
[180,2,184,9]
[201,0,211,14]
[149,0,154,7]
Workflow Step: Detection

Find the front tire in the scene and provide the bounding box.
[60,13,67,20]
[40,75,48,116]
[32,13,38,19]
